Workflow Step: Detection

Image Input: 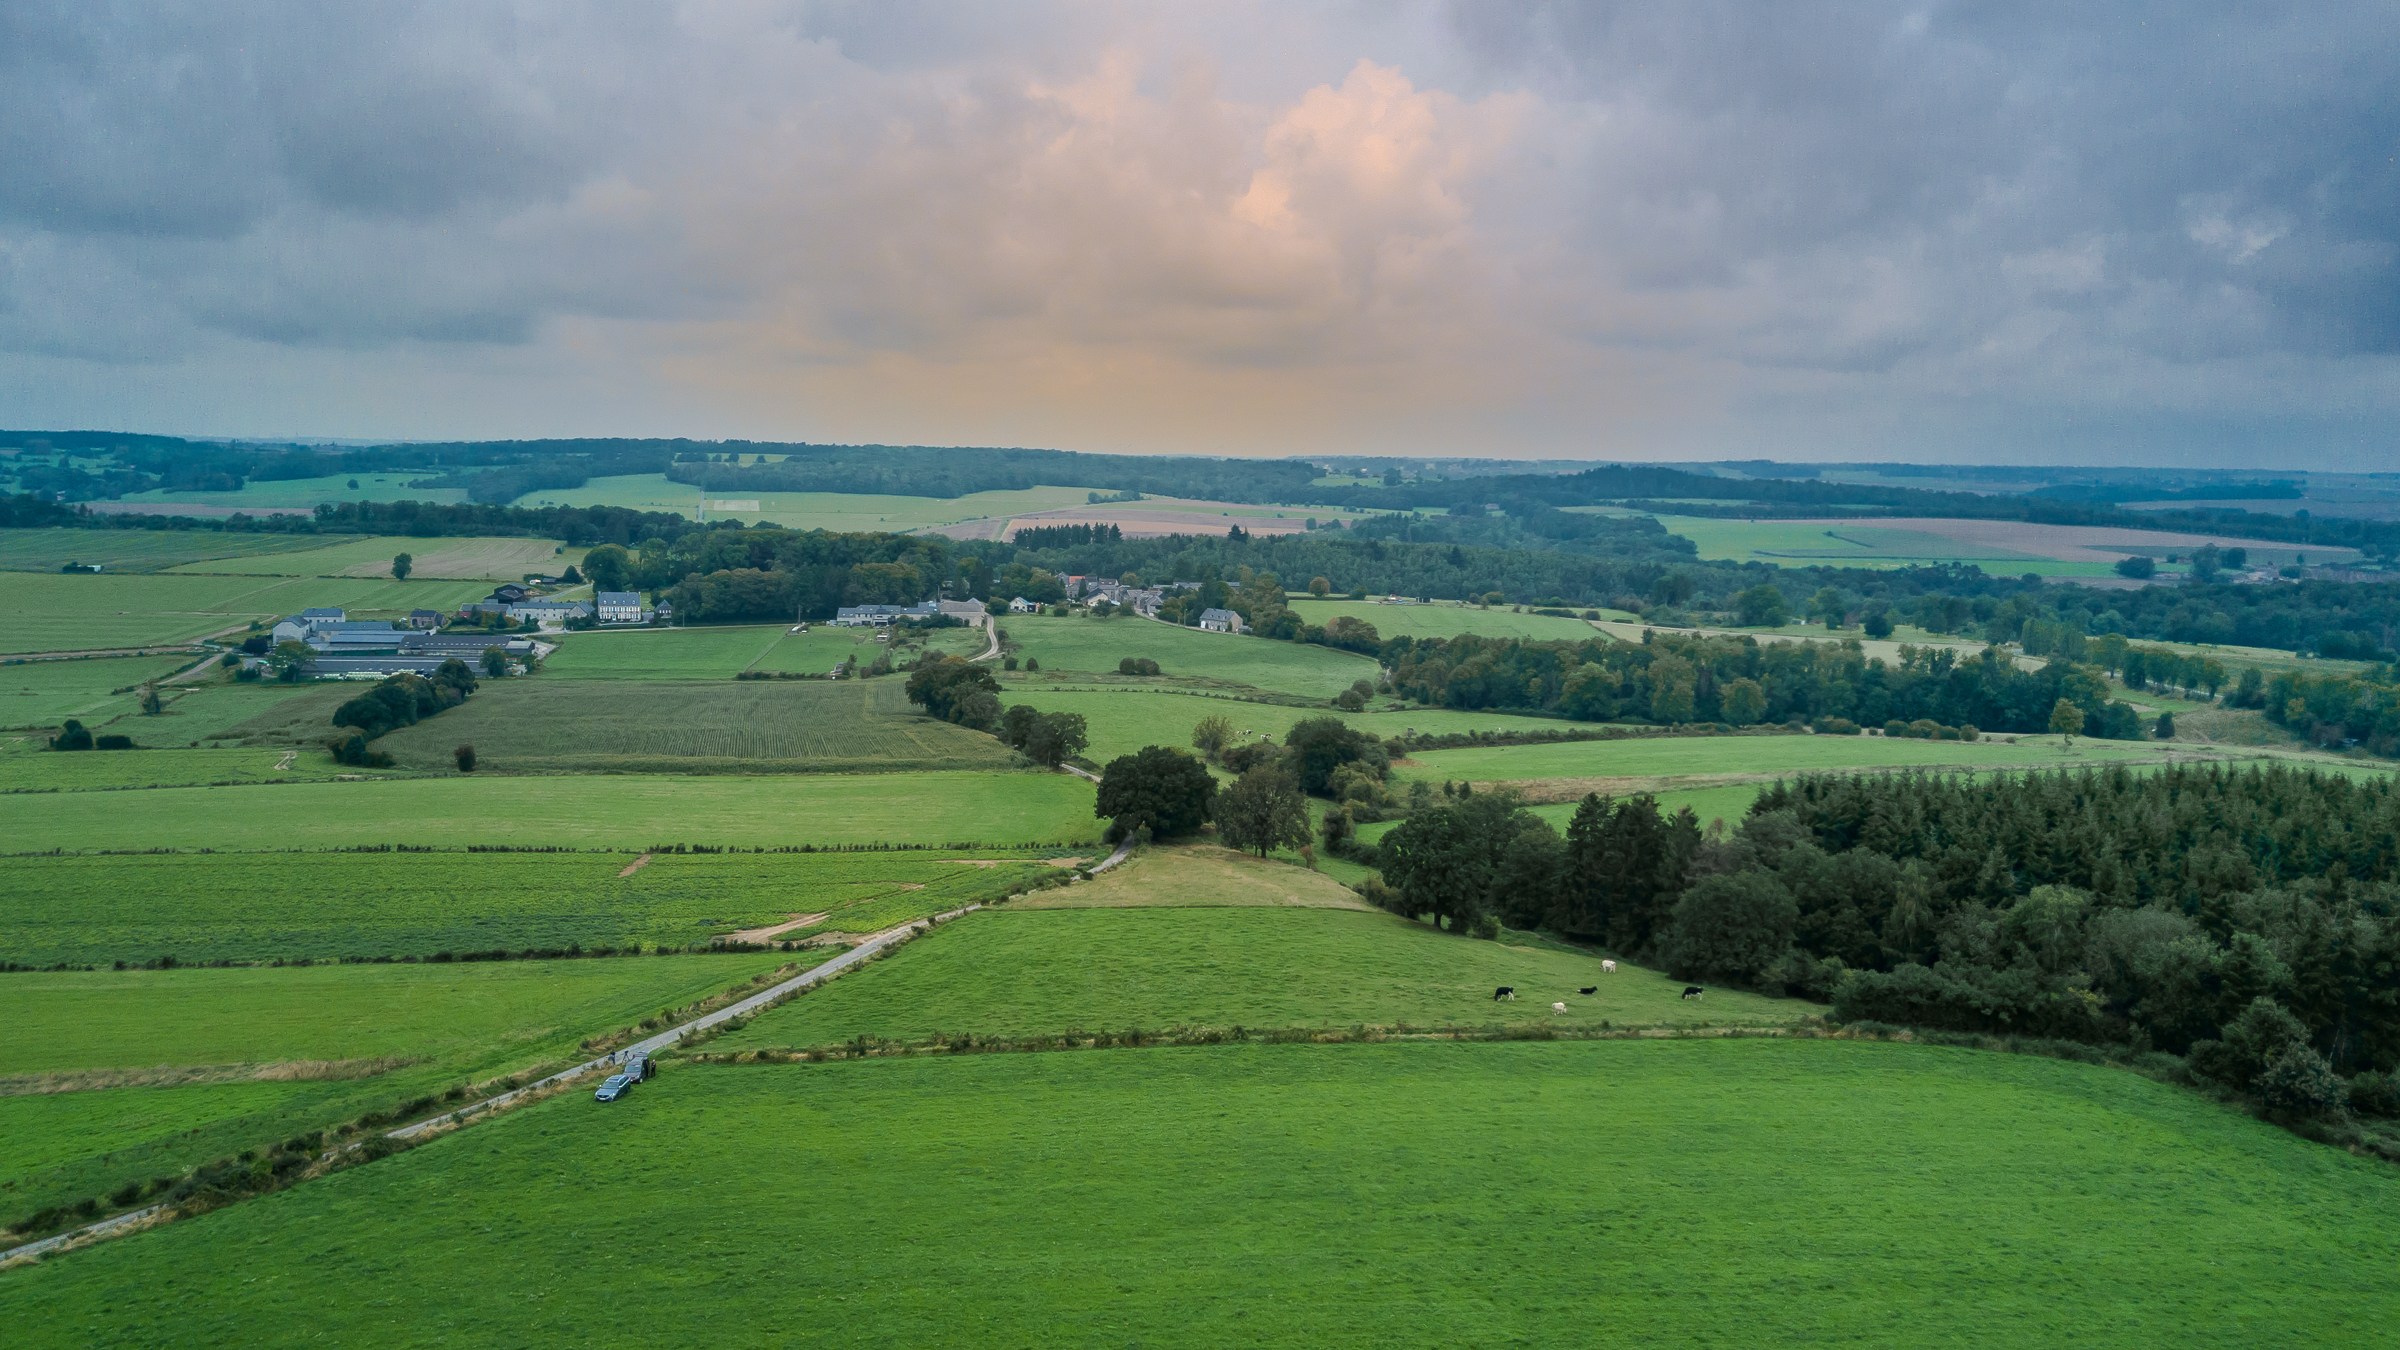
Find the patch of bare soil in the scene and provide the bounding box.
[0,1057,417,1096]
[724,912,832,943]
[617,852,654,878]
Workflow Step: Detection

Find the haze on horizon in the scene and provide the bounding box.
[2,2,2394,470]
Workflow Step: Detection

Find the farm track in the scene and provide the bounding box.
[0,836,1138,1267]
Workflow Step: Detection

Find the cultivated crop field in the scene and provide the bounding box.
[2,573,491,652]
[163,535,571,580]
[9,1039,2395,1347]
[1284,597,1599,642]
[1000,613,1376,698]
[540,625,790,679]
[715,905,1789,1050]
[369,678,1018,774]
[0,850,1059,967]
[0,529,342,574]
[0,654,195,728]
[0,952,793,1226]
[0,770,1103,854]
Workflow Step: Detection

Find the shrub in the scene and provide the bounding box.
[2347,1070,2400,1119]
[1469,914,1501,940]
[1958,724,1979,742]
[1003,655,1019,671]
[2254,1043,2348,1118]
[49,718,94,751]
[1883,720,1907,738]
[1333,688,1366,711]
[1023,658,1040,672]
[95,734,135,750]
[454,744,477,772]
[1116,657,1161,676]
[1813,717,1859,736]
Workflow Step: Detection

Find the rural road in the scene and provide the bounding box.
[970,616,1000,662]
[2,840,1138,1268]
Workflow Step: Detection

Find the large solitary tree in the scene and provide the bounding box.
[906,655,1002,728]
[1213,764,1311,857]
[1094,746,1218,841]
[391,552,412,581]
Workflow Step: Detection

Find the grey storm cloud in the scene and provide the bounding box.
[0,0,2393,460]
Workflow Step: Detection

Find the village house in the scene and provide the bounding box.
[1198,607,1247,633]
[595,591,646,624]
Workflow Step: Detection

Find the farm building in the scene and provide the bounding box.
[1007,596,1037,613]
[1198,607,1247,633]
[400,633,536,657]
[834,601,940,627]
[405,609,443,629]
[299,607,346,630]
[595,591,646,624]
[509,599,594,623]
[938,599,988,619]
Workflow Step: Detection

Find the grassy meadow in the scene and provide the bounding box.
[0,850,1060,968]
[1,654,196,728]
[8,1039,2397,1347]
[162,535,570,580]
[1000,613,1377,698]
[0,770,1102,855]
[539,625,791,679]
[505,475,1099,527]
[0,529,342,574]
[0,952,794,1225]
[998,684,1620,764]
[1006,842,1374,911]
[2,573,492,652]
[368,678,1017,774]
[1284,597,1599,642]
[0,744,357,793]
[714,904,1791,1051]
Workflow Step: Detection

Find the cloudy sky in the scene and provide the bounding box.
[3,2,2395,465]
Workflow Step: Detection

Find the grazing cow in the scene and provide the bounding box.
[1493,986,1516,1002]
[1601,960,1617,974]
[1680,985,1705,1000]
[1551,1002,1568,1014]
[1578,986,1597,995]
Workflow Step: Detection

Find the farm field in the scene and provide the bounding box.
[165,535,571,580]
[10,1038,2397,1347]
[1005,843,1374,912]
[0,653,195,728]
[505,475,1101,528]
[0,953,792,1226]
[1394,728,2250,793]
[540,624,789,679]
[111,473,475,511]
[997,685,1607,764]
[0,770,1102,854]
[0,529,341,574]
[0,743,358,793]
[714,904,1790,1051]
[369,678,1018,774]
[102,680,331,743]
[1644,513,2356,575]
[999,614,1375,698]
[0,850,1061,968]
[1283,597,1599,642]
[2,573,491,652]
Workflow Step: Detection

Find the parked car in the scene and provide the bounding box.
[594,1073,635,1102]
[622,1055,656,1082]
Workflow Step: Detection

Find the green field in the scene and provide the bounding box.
[0,654,197,728]
[9,1038,2396,1347]
[540,625,791,679]
[112,473,474,511]
[369,677,1017,774]
[0,743,359,793]
[0,770,1102,854]
[0,953,791,1223]
[99,680,330,743]
[163,535,569,580]
[0,529,344,574]
[1638,514,2356,577]
[0,849,1059,967]
[998,685,1617,764]
[1395,728,2245,789]
[716,905,1792,1051]
[1284,597,1599,642]
[2,573,493,652]
[999,614,1376,698]
[506,475,1099,528]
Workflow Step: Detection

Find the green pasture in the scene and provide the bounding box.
[113,473,474,511]
[1652,514,2052,570]
[540,625,789,679]
[1009,842,1374,911]
[1,573,490,652]
[505,475,1100,529]
[369,678,1017,774]
[1284,597,1598,643]
[105,680,329,744]
[0,953,791,1225]
[998,686,1609,766]
[0,654,195,728]
[0,849,1057,968]
[0,529,339,574]
[1395,729,2244,788]
[0,744,355,793]
[716,905,1791,1051]
[0,770,1101,855]
[164,535,569,580]
[999,613,1376,698]
[13,1039,2400,1347]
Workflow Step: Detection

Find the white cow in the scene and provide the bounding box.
[1551,1001,1568,1014]
[1601,959,1617,973]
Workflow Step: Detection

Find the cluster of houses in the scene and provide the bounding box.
[452,585,660,626]
[254,607,542,677]
[831,599,990,627]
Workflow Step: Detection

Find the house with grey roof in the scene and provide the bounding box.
[1198,607,1246,633]
[595,591,645,624]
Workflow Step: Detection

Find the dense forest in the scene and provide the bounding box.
[1368,764,2400,1117]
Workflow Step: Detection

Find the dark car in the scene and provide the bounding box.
[622,1055,656,1081]
[594,1073,634,1102]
